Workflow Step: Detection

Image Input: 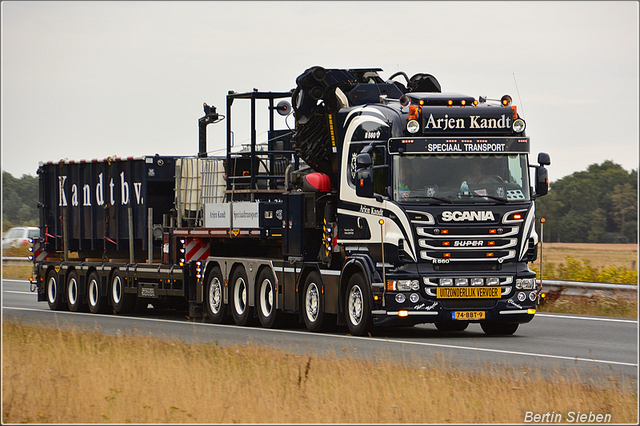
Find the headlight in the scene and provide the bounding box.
[440,278,453,286]
[486,277,500,286]
[395,293,406,303]
[516,278,535,290]
[513,118,526,133]
[470,278,484,286]
[406,120,420,134]
[397,280,419,291]
[455,278,468,286]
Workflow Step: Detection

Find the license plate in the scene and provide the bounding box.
[437,287,500,299]
[453,311,485,320]
[140,286,156,298]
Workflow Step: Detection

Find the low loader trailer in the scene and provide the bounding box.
[32,66,550,335]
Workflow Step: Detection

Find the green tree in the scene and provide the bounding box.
[536,161,637,243]
[2,171,39,231]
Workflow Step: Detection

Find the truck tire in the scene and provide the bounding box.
[230,266,254,326]
[256,268,279,328]
[87,271,109,314]
[302,271,330,332]
[110,270,135,314]
[46,269,65,311]
[480,322,519,336]
[66,270,86,312]
[205,266,228,324]
[435,322,469,332]
[345,273,373,336]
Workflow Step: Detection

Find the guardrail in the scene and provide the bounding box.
[3,256,637,297]
[3,257,30,262]
[540,279,637,298]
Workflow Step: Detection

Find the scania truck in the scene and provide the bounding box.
[32,66,550,335]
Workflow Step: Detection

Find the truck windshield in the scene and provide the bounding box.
[393,154,530,203]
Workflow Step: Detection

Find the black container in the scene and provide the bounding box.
[38,155,177,258]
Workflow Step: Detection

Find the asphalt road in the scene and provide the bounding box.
[3,278,637,388]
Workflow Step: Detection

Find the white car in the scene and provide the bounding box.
[2,227,39,250]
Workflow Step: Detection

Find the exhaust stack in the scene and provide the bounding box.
[198,103,220,158]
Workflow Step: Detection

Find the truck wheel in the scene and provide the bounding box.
[302,271,330,332]
[46,269,65,311]
[481,322,519,335]
[66,270,86,312]
[230,266,254,326]
[205,266,228,323]
[257,268,279,328]
[345,273,373,336]
[110,270,135,314]
[87,271,109,314]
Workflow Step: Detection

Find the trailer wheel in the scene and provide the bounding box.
[435,322,469,332]
[230,266,254,326]
[110,270,135,314]
[257,268,279,328]
[87,271,109,314]
[205,266,228,323]
[66,270,86,312]
[302,271,330,332]
[480,322,519,336]
[345,273,373,336]
[46,269,65,311]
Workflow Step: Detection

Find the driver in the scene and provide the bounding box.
[462,161,505,186]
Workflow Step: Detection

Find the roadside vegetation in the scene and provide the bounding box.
[2,321,636,424]
[535,161,637,244]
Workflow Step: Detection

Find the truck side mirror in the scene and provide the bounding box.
[537,152,551,166]
[355,153,374,198]
[356,152,372,169]
[535,166,549,197]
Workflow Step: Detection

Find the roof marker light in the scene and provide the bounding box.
[408,105,419,120]
[513,118,526,133]
[407,120,420,134]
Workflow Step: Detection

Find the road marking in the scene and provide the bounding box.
[3,291,33,295]
[3,306,637,368]
[536,313,637,323]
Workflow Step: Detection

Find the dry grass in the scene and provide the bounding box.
[539,294,637,318]
[1,264,33,280]
[539,243,638,271]
[2,245,33,279]
[2,321,637,424]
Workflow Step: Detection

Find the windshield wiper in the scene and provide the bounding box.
[470,192,508,203]
[404,195,454,204]
[423,196,454,204]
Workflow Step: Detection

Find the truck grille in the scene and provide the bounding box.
[416,225,519,263]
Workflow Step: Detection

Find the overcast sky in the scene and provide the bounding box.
[2,1,638,183]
